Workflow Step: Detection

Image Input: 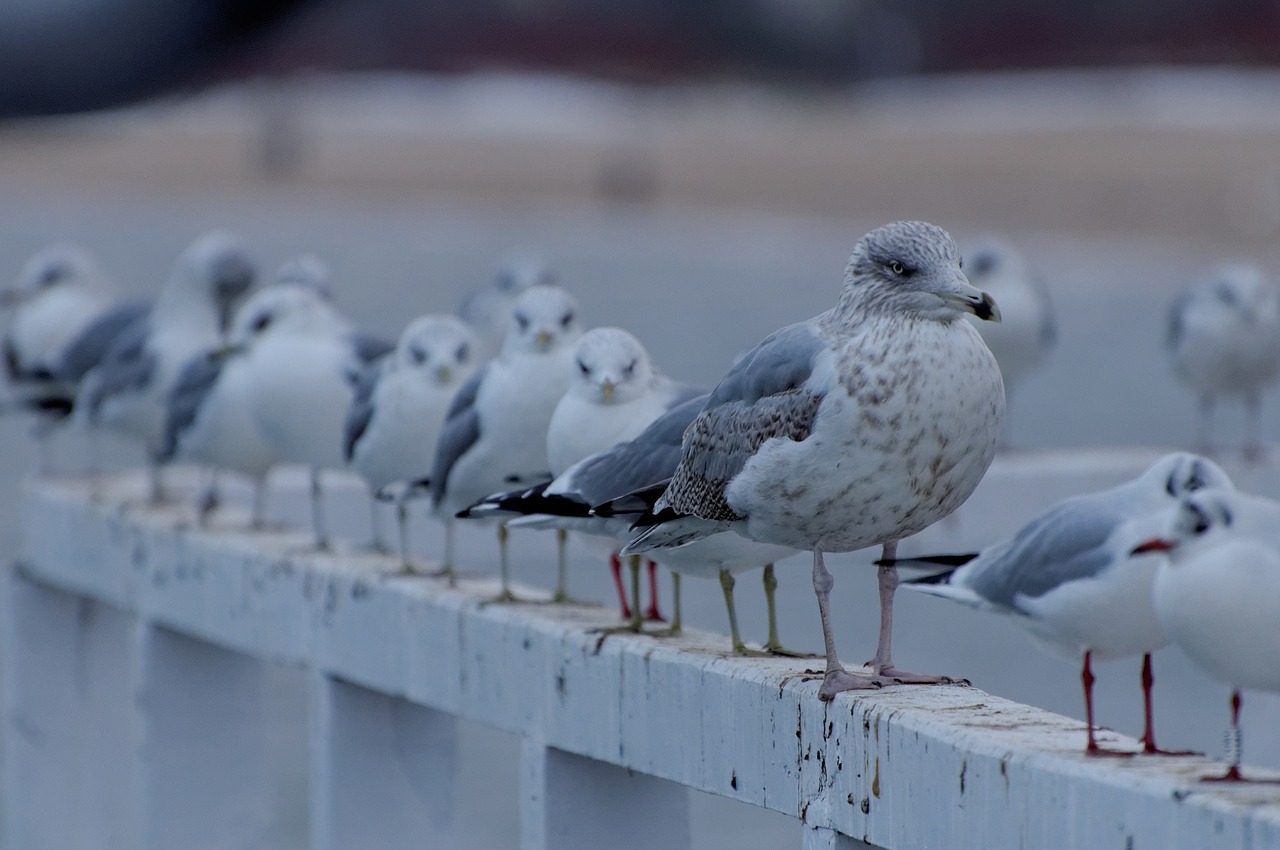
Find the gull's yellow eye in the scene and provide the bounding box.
[888,260,905,276]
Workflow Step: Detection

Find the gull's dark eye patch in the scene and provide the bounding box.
[623,359,637,377]
[409,346,427,365]
[456,343,469,362]
[251,313,272,333]
[515,313,530,332]
[560,311,575,328]
[577,359,590,376]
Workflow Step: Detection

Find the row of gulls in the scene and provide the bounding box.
[5,220,1280,786]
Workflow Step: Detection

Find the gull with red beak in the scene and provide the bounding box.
[1134,487,1280,781]
[897,452,1231,754]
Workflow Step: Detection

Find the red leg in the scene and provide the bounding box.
[1140,654,1197,756]
[644,560,665,622]
[1198,691,1280,782]
[609,551,631,620]
[1083,651,1133,758]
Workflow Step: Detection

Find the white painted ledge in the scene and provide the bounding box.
[8,454,1280,850]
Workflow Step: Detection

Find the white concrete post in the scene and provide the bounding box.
[135,624,273,850]
[309,672,459,850]
[520,736,692,850]
[2,566,142,850]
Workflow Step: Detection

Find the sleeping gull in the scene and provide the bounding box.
[240,282,392,549]
[897,452,1231,755]
[430,284,581,594]
[459,255,555,360]
[161,259,334,528]
[540,326,702,605]
[623,220,1005,699]
[1167,263,1280,460]
[1135,487,1280,781]
[80,231,255,500]
[1,244,141,471]
[344,314,479,571]
[961,236,1055,447]
[467,393,801,652]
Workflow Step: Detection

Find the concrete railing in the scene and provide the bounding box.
[6,457,1280,850]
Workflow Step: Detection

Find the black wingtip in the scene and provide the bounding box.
[903,568,958,586]
[877,552,979,568]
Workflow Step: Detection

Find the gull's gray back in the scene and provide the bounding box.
[161,349,227,461]
[53,297,151,383]
[428,365,487,504]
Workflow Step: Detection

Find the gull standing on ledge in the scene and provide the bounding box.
[430,284,582,593]
[1134,487,1280,781]
[345,314,480,571]
[542,326,702,606]
[1167,263,1280,460]
[459,255,555,360]
[896,452,1231,755]
[624,220,1005,700]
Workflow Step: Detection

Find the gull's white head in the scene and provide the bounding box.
[568,326,655,405]
[503,284,581,356]
[274,255,333,301]
[842,220,1000,323]
[1138,452,1233,501]
[228,283,347,348]
[1131,487,1238,562]
[1201,263,1280,325]
[168,231,257,332]
[8,244,101,303]
[962,236,1029,290]
[394,314,478,387]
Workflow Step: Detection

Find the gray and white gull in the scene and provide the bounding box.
[623,220,1005,700]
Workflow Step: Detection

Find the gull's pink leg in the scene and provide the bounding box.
[1140,654,1197,756]
[644,560,665,622]
[609,551,632,620]
[1083,651,1133,757]
[1197,691,1280,783]
[868,541,958,685]
[813,549,882,701]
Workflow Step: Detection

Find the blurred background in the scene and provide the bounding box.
[4,1,1280,847]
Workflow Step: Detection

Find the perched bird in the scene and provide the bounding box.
[240,282,392,549]
[458,255,555,360]
[897,452,1231,755]
[466,393,800,652]
[1,244,143,471]
[161,259,334,528]
[540,326,702,605]
[344,314,480,571]
[80,231,256,500]
[961,236,1055,446]
[623,220,1005,700]
[1134,487,1280,781]
[1167,263,1280,460]
[430,284,582,593]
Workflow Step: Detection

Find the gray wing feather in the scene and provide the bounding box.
[662,322,826,520]
[343,358,387,461]
[53,298,151,383]
[428,365,488,503]
[352,333,394,365]
[962,500,1121,611]
[161,349,226,461]
[568,392,708,506]
[83,318,155,421]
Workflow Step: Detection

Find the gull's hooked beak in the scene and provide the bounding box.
[939,272,1001,322]
[1130,538,1177,556]
[211,342,246,361]
[601,379,615,404]
[436,365,452,385]
[535,329,553,350]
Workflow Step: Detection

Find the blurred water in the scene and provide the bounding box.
[4,161,1280,846]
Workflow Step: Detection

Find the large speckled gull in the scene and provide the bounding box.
[624,220,1005,700]
[899,452,1231,755]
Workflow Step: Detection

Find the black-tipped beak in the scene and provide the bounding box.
[972,292,1001,323]
[1130,538,1176,556]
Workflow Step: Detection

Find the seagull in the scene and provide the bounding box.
[622,220,1006,700]
[344,314,480,571]
[430,284,582,594]
[1167,263,1280,460]
[961,236,1055,447]
[1,244,143,471]
[240,281,392,549]
[896,452,1232,755]
[1134,487,1280,781]
[80,231,256,500]
[161,259,335,528]
[458,255,555,360]
[464,393,800,652]
[541,326,702,605]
